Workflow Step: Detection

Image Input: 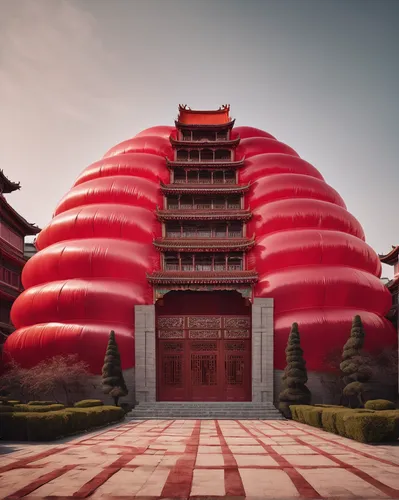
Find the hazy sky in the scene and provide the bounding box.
[1,0,398,276]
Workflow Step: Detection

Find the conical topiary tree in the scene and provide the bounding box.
[102,331,128,406]
[278,322,311,418]
[340,315,371,407]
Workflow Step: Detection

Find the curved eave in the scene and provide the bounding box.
[160,182,251,195]
[386,275,399,292]
[153,238,255,252]
[379,246,399,265]
[0,169,20,194]
[166,158,245,169]
[156,209,252,222]
[170,136,240,148]
[174,119,236,130]
[0,195,41,235]
[147,271,258,285]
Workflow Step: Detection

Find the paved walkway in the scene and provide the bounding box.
[0,419,399,499]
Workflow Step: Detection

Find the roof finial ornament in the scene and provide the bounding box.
[179,104,191,111]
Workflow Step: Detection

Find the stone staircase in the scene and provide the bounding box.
[127,402,285,420]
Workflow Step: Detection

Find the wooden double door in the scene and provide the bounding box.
[156,315,251,401]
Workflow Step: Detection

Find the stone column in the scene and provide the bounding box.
[251,298,274,402]
[134,305,156,403]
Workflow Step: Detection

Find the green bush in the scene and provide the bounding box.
[7,400,21,405]
[303,407,324,428]
[314,404,344,408]
[0,406,124,441]
[335,409,375,437]
[365,399,396,411]
[0,405,16,413]
[74,399,103,408]
[13,404,65,412]
[344,412,398,443]
[27,401,57,406]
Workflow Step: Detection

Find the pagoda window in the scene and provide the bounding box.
[198,170,211,183]
[0,302,12,324]
[214,223,227,238]
[184,225,197,237]
[229,223,243,238]
[224,170,236,184]
[215,149,231,161]
[167,196,179,210]
[181,254,194,271]
[216,129,228,141]
[192,130,217,142]
[201,149,213,162]
[182,130,192,141]
[187,170,198,183]
[195,255,212,271]
[228,253,243,271]
[176,149,189,161]
[189,150,200,162]
[214,254,226,271]
[197,225,212,238]
[164,253,179,271]
[165,223,181,238]
[174,169,186,183]
[195,197,211,210]
[0,265,20,289]
[180,195,193,209]
[213,171,224,184]
[213,197,226,210]
[227,195,241,209]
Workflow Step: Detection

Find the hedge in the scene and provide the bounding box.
[0,406,124,441]
[364,399,396,411]
[27,401,57,406]
[291,404,399,443]
[12,404,65,413]
[74,399,104,408]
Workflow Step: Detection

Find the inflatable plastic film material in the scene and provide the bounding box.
[4,122,396,376]
[36,205,161,251]
[247,230,382,277]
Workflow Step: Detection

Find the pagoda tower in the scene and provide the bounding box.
[0,170,40,349]
[147,105,257,401]
[148,104,257,298]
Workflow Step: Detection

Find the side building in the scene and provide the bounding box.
[0,170,40,351]
[379,246,399,331]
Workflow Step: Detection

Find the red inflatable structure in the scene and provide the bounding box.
[3,105,396,388]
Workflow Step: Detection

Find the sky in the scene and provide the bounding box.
[0,0,398,277]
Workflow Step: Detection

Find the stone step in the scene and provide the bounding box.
[127,402,284,420]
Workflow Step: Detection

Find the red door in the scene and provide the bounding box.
[156,315,251,401]
[189,341,220,401]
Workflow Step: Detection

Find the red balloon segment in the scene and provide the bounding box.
[3,119,396,376]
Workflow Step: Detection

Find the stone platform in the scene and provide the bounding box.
[1,419,399,498]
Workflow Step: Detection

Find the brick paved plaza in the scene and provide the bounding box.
[1,419,399,499]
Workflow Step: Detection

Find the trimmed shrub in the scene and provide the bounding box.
[335,409,375,437]
[278,323,311,418]
[344,412,397,443]
[74,399,103,408]
[340,315,371,407]
[28,401,57,406]
[314,404,344,408]
[365,399,396,411]
[0,405,15,413]
[7,400,21,405]
[102,331,128,406]
[14,404,65,413]
[321,407,351,434]
[0,406,124,441]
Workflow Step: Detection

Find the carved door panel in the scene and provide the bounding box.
[157,341,185,401]
[189,341,221,401]
[224,340,251,401]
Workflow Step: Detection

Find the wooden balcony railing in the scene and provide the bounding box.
[173,178,236,185]
[165,231,243,238]
[166,204,241,211]
[164,264,244,272]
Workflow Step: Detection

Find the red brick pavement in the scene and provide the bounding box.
[0,419,399,498]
